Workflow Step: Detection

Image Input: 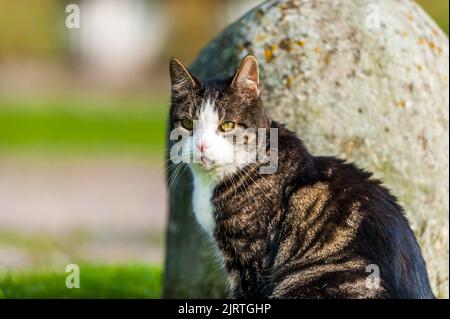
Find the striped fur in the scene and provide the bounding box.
[169,56,435,299]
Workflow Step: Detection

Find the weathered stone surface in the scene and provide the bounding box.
[165,0,449,298]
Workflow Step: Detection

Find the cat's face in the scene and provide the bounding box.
[169,56,270,180]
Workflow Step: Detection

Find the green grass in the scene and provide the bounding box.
[0,263,163,298]
[0,98,167,298]
[0,96,169,157]
[417,0,449,35]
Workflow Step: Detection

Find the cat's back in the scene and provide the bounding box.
[273,156,434,298]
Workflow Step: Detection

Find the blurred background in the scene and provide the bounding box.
[0,0,448,298]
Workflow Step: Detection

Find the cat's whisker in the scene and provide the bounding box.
[239,166,274,204]
[227,168,240,200]
[150,157,190,182]
[167,163,187,191]
[152,159,180,177]
[166,155,191,186]
[231,167,252,199]
[245,164,282,200]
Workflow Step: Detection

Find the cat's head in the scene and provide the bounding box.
[169,55,270,180]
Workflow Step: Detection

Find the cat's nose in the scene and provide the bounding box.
[197,142,208,153]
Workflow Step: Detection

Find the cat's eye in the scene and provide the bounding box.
[219,122,236,132]
[181,119,194,130]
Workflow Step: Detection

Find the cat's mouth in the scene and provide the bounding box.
[200,155,216,170]
[189,154,221,173]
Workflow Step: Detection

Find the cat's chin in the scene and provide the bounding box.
[189,162,222,178]
[189,162,241,182]
[188,159,249,182]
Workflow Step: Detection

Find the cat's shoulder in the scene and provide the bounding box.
[313,156,376,186]
[308,155,401,212]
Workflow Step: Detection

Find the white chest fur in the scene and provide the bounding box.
[192,174,216,237]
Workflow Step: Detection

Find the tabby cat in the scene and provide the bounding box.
[168,55,434,299]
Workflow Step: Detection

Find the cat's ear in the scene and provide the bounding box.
[231,55,260,99]
[169,58,198,96]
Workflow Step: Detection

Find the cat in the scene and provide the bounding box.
[168,55,435,299]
